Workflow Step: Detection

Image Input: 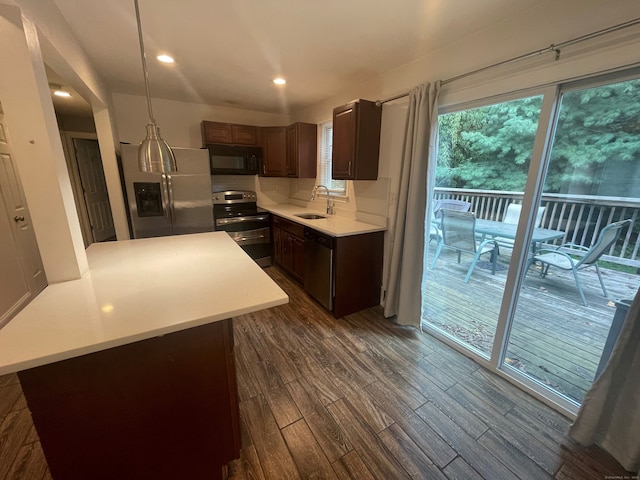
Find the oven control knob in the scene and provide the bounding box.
[213,195,219,201]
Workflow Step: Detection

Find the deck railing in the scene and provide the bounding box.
[434,187,640,268]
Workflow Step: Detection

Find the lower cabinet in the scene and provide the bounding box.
[333,231,384,318]
[272,215,305,283]
[19,320,240,480]
[272,215,384,317]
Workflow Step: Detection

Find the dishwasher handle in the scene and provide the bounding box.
[304,228,334,249]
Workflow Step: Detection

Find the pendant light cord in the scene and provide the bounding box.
[134,0,155,123]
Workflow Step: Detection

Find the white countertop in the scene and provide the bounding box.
[262,204,386,237]
[0,232,288,375]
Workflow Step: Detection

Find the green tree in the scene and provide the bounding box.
[437,78,640,196]
[437,96,542,191]
[545,79,640,193]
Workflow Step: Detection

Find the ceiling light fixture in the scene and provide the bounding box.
[273,77,286,85]
[157,54,174,63]
[134,0,176,173]
[49,83,72,98]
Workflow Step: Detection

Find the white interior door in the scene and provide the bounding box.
[0,111,47,327]
[73,138,115,242]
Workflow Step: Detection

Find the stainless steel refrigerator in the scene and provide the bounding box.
[121,144,213,238]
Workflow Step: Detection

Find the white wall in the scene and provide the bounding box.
[14,0,130,243]
[0,5,88,282]
[112,93,291,149]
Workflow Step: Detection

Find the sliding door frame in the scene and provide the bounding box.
[424,66,640,419]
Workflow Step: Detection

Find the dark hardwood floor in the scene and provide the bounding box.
[0,265,633,479]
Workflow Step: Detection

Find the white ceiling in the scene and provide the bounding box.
[49,0,548,115]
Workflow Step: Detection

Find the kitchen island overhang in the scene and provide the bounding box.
[0,232,288,480]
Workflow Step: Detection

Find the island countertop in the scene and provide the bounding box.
[0,232,288,375]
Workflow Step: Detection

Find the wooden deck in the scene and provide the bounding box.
[423,245,639,404]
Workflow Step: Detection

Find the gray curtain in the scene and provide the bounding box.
[384,82,440,326]
[569,289,640,472]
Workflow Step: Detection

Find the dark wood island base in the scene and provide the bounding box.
[18,319,240,480]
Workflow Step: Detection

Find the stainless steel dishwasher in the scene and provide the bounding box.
[303,227,334,311]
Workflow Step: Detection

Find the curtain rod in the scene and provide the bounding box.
[376,17,640,106]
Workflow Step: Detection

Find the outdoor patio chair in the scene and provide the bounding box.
[526,219,632,306]
[429,199,472,243]
[493,203,546,249]
[503,203,546,226]
[430,210,499,283]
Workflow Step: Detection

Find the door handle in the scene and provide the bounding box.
[14,215,25,222]
[166,174,176,223]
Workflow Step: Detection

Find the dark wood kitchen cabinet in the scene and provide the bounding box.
[261,126,287,176]
[272,215,304,282]
[19,319,240,480]
[286,122,317,178]
[332,99,382,180]
[333,231,384,317]
[272,214,384,317]
[261,123,317,178]
[202,121,259,146]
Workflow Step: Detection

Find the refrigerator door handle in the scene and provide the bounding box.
[161,174,172,224]
[166,174,177,224]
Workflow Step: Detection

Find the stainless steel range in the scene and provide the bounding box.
[212,190,271,267]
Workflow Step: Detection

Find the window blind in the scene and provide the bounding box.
[319,122,346,193]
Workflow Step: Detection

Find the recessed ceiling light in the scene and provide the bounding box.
[273,77,286,85]
[53,90,71,98]
[157,54,174,63]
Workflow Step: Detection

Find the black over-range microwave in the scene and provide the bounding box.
[206,144,261,175]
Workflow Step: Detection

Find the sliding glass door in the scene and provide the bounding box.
[422,69,640,412]
[423,95,543,357]
[503,75,640,405]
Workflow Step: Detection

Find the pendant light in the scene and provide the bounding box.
[134,0,177,173]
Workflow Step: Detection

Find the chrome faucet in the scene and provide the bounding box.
[311,185,334,215]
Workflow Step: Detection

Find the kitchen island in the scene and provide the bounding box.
[0,232,288,480]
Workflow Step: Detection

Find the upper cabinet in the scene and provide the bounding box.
[332,99,382,180]
[261,122,317,178]
[286,123,317,178]
[201,121,259,146]
[202,119,317,178]
[261,127,287,177]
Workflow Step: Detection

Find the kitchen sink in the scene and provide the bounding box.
[294,213,326,220]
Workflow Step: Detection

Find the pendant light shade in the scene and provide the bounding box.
[138,123,177,172]
[134,0,177,173]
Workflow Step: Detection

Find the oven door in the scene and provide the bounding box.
[215,214,270,232]
[214,213,272,266]
[224,227,271,266]
[225,227,270,246]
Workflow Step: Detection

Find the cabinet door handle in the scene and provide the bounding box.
[263,164,266,175]
[348,161,352,176]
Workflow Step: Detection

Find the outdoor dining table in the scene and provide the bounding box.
[432,217,565,248]
[473,218,565,250]
[431,217,565,263]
